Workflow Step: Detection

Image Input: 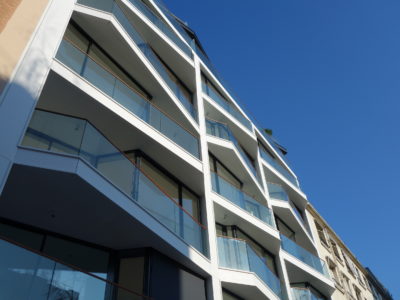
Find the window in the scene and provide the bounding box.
[291,283,327,300]
[342,249,357,278]
[355,268,365,287]
[43,236,109,279]
[154,50,193,105]
[276,216,296,241]
[217,225,279,276]
[342,274,354,299]
[329,237,342,261]
[327,258,342,287]
[363,275,370,291]
[138,155,201,220]
[291,201,304,222]
[63,23,149,100]
[353,285,363,300]
[210,154,241,189]
[117,256,145,299]
[0,221,110,279]
[315,221,329,246]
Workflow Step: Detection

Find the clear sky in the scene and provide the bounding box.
[163,0,400,297]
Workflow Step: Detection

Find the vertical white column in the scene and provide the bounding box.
[194,55,222,300]
[278,252,293,300]
[0,0,76,194]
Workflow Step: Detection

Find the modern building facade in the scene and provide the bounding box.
[0,0,392,300]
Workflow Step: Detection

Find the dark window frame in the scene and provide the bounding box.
[68,20,152,100]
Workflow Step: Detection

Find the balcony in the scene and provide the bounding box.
[268,183,304,223]
[291,286,327,300]
[260,147,298,187]
[211,172,274,228]
[217,236,282,299]
[203,83,252,131]
[0,236,148,300]
[206,119,258,179]
[126,0,192,59]
[280,234,330,278]
[267,182,290,202]
[77,0,197,120]
[56,38,200,158]
[21,110,207,254]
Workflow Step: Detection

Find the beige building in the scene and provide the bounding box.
[0,0,49,92]
[307,204,374,300]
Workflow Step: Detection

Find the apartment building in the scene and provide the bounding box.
[307,206,394,300]
[0,0,392,300]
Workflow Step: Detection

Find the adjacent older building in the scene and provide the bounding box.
[0,0,393,300]
[306,205,393,300]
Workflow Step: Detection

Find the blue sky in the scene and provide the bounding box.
[164,0,400,297]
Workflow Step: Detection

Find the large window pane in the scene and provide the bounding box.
[139,157,179,203]
[43,236,110,279]
[216,161,240,189]
[182,187,199,219]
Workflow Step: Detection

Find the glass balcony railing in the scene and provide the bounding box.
[202,83,252,130]
[21,110,207,254]
[217,236,282,298]
[0,236,148,300]
[260,147,298,187]
[153,0,295,173]
[267,182,289,202]
[280,234,330,278]
[211,172,275,228]
[77,0,197,120]
[206,119,258,179]
[291,287,326,300]
[56,39,200,158]
[267,183,307,226]
[153,0,234,96]
[127,0,193,58]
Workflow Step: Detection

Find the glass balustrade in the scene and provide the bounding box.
[77,0,197,120]
[21,110,207,254]
[202,83,252,130]
[206,119,258,179]
[211,172,275,228]
[291,287,327,300]
[153,0,296,175]
[260,147,298,187]
[56,39,200,158]
[267,182,289,202]
[217,236,282,298]
[0,237,147,300]
[127,0,192,58]
[280,234,330,278]
[267,183,307,228]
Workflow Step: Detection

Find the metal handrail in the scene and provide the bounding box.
[25,109,207,230]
